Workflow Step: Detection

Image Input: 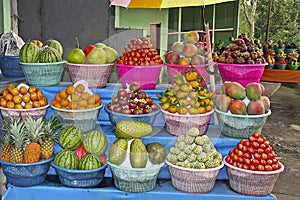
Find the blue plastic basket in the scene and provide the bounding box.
[0,56,25,77]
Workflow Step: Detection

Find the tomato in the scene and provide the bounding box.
[232,161,237,167]
[265,147,272,154]
[242,164,249,170]
[272,157,278,164]
[257,137,264,144]
[272,164,279,171]
[244,141,251,148]
[249,165,257,171]
[249,136,256,142]
[248,147,255,154]
[242,145,248,153]
[251,159,259,166]
[265,165,273,171]
[267,159,273,165]
[237,150,243,157]
[122,109,132,114]
[260,143,266,149]
[267,152,275,159]
[243,152,251,159]
[252,141,260,149]
[253,132,262,139]
[232,154,238,161]
[233,147,239,155]
[264,140,270,146]
[257,165,265,171]
[257,148,264,155]
[83,45,96,56]
[244,158,251,166]
[260,159,267,166]
[254,153,261,160]
[225,156,231,163]
[261,153,268,160]
[237,157,244,164]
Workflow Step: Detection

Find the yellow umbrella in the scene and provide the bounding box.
[110,0,235,8]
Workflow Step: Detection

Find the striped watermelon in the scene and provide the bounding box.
[19,42,40,63]
[83,130,108,155]
[39,46,62,63]
[59,126,83,150]
[43,39,63,56]
[54,149,79,169]
[79,153,102,170]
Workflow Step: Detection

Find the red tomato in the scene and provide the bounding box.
[261,153,268,160]
[237,150,244,157]
[252,141,260,149]
[272,157,278,164]
[268,152,275,159]
[244,158,251,166]
[260,159,267,166]
[257,165,265,171]
[244,141,251,148]
[243,152,252,159]
[272,164,279,171]
[267,159,273,165]
[83,45,96,56]
[242,164,249,170]
[265,147,272,154]
[225,156,231,163]
[249,165,257,171]
[248,147,255,154]
[237,157,244,164]
[253,132,262,139]
[242,145,248,153]
[265,165,273,171]
[249,136,256,142]
[257,137,264,144]
[254,153,261,160]
[257,148,264,155]
[251,159,260,166]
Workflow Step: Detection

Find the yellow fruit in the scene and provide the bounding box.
[75,84,85,93]
[59,90,68,99]
[22,94,31,103]
[6,101,15,109]
[80,92,90,100]
[13,95,22,104]
[66,85,75,95]
[19,86,28,95]
[10,87,19,96]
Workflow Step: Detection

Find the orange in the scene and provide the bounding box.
[52,101,62,109]
[30,92,38,102]
[39,98,48,107]
[2,89,9,98]
[205,105,212,112]
[0,98,7,107]
[22,94,31,103]
[75,84,85,93]
[28,86,37,94]
[94,94,101,103]
[59,90,68,99]
[6,101,15,109]
[19,86,28,95]
[24,102,33,109]
[10,87,19,96]
[13,95,22,104]
[5,93,13,101]
[66,85,75,95]
[15,103,23,109]
[80,92,90,100]
[7,84,14,92]
[60,98,70,107]
[55,93,62,102]
[197,106,206,114]
[32,101,41,108]
[37,89,44,100]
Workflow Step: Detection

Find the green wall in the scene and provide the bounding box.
[0,0,11,33]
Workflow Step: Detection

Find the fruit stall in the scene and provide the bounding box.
[0,31,284,200]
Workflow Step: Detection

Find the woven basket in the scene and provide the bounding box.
[20,60,66,86]
[0,56,25,77]
[0,104,49,121]
[67,62,113,88]
[108,161,164,193]
[215,108,271,138]
[166,160,224,194]
[51,104,102,133]
[161,108,214,136]
[224,157,284,196]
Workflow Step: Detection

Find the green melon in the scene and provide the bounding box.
[83,130,108,155]
[19,42,40,63]
[59,126,83,150]
[79,153,102,170]
[54,149,79,169]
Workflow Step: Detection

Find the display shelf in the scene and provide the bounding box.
[2,177,276,200]
[261,68,300,83]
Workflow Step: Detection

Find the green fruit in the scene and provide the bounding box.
[43,39,63,56]
[146,142,166,164]
[94,43,107,49]
[83,130,108,155]
[130,138,148,168]
[79,153,102,170]
[54,149,79,169]
[39,46,62,63]
[59,126,83,150]
[103,47,118,63]
[19,42,40,63]
[108,138,128,165]
[115,120,153,139]
[87,48,107,64]
[68,48,86,64]
[223,81,246,100]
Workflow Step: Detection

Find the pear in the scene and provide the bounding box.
[94,43,107,49]
[87,48,107,64]
[103,47,118,63]
[67,48,85,64]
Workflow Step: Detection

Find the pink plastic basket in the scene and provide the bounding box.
[161,108,214,136]
[115,64,163,90]
[166,160,224,194]
[67,62,113,88]
[217,62,267,87]
[224,157,284,196]
[166,64,209,86]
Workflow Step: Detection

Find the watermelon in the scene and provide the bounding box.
[79,153,102,170]
[83,130,108,155]
[59,126,83,150]
[19,42,40,63]
[54,149,79,169]
[39,46,62,63]
[43,39,63,56]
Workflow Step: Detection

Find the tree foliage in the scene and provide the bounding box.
[239,0,300,46]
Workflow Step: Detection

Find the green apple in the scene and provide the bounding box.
[87,48,107,64]
[103,47,118,63]
[67,48,86,64]
[94,43,107,49]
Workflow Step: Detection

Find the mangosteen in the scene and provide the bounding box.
[234,57,245,64]
[246,59,255,64]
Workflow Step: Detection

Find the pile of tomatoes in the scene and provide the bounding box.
[116,36,163,66]
[225,132,282,171]
[0,84,48,109]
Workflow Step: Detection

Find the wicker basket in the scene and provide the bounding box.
[161,108,214,136]
[215,108,271,138]
[224,157,284,196]
[67,62,113,88]
[108,161,164,193]
[166,160,224,194]
[51,104,102,133]
[0,104,49,121]
[0,56,25,77]
[20,60,66,86]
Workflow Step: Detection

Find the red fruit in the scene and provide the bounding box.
[229,99,247,115]
[182,43,198,57]
[99,154,107,165]
[165,51,180,64]
[73,144,87,160]
[83,45,96,56]
[247,100,265,115]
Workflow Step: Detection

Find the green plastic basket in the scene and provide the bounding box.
[108,161,164,193]
[51,104,102,133]
[20,60,66,86]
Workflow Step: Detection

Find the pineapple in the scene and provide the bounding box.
[41,114,62,159]
[0,120,14,162]
[23,116,45,163]
[10,119,28,163]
